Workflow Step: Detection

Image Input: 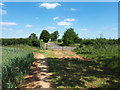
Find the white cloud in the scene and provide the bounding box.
[47,27,56,29]
[80,29,88,31]
[39,3,61,9]
[0,3,4,6]
[58,21,71,26]
[53,17,59,20]
[70,8,77,11]
[0,22,17,26]
[0,9,7,14]
[25,25,31,27]
[64,18,75,21]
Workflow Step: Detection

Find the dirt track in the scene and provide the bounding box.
[21,53,52,89]
[20,50,92,89]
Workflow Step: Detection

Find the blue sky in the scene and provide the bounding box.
[0,2,118,39]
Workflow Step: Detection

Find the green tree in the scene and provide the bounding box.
[50,33,55,41]
[74,37,82,43]
[58,39,62,42]
[62,28,79,46]
[39,30,50,43]
[28,33,38,39]
[50,31,59,41]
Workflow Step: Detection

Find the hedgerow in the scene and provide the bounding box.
[1,38,40,47]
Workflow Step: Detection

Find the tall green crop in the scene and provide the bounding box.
[1,47,34,88]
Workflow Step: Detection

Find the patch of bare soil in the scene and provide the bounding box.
[54,50,92,61]
[54,50,64,57]
[20,53,53,89]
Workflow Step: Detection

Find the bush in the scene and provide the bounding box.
[76,45,94,54]
[2,47,34,88]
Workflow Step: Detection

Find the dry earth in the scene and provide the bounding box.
[54,49,92,61]
[20,53,52,89]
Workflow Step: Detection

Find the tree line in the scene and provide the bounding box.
[29,28,82,46]
[1,28,120,47]
[29,28,119,46]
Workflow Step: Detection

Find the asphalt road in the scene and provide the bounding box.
[47,42,76,50]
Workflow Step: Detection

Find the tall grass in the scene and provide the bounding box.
[1,47,34,88]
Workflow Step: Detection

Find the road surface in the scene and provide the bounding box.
[47,42,76,50]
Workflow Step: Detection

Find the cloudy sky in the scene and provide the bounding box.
[0,2,118,39]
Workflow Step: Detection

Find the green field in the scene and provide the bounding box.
[2,47,34,88]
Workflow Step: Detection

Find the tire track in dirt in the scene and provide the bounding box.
[20,53,52,89]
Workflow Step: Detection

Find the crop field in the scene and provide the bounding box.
[2,47,34,88]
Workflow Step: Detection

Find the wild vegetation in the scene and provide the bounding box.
[74,38,120,74]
